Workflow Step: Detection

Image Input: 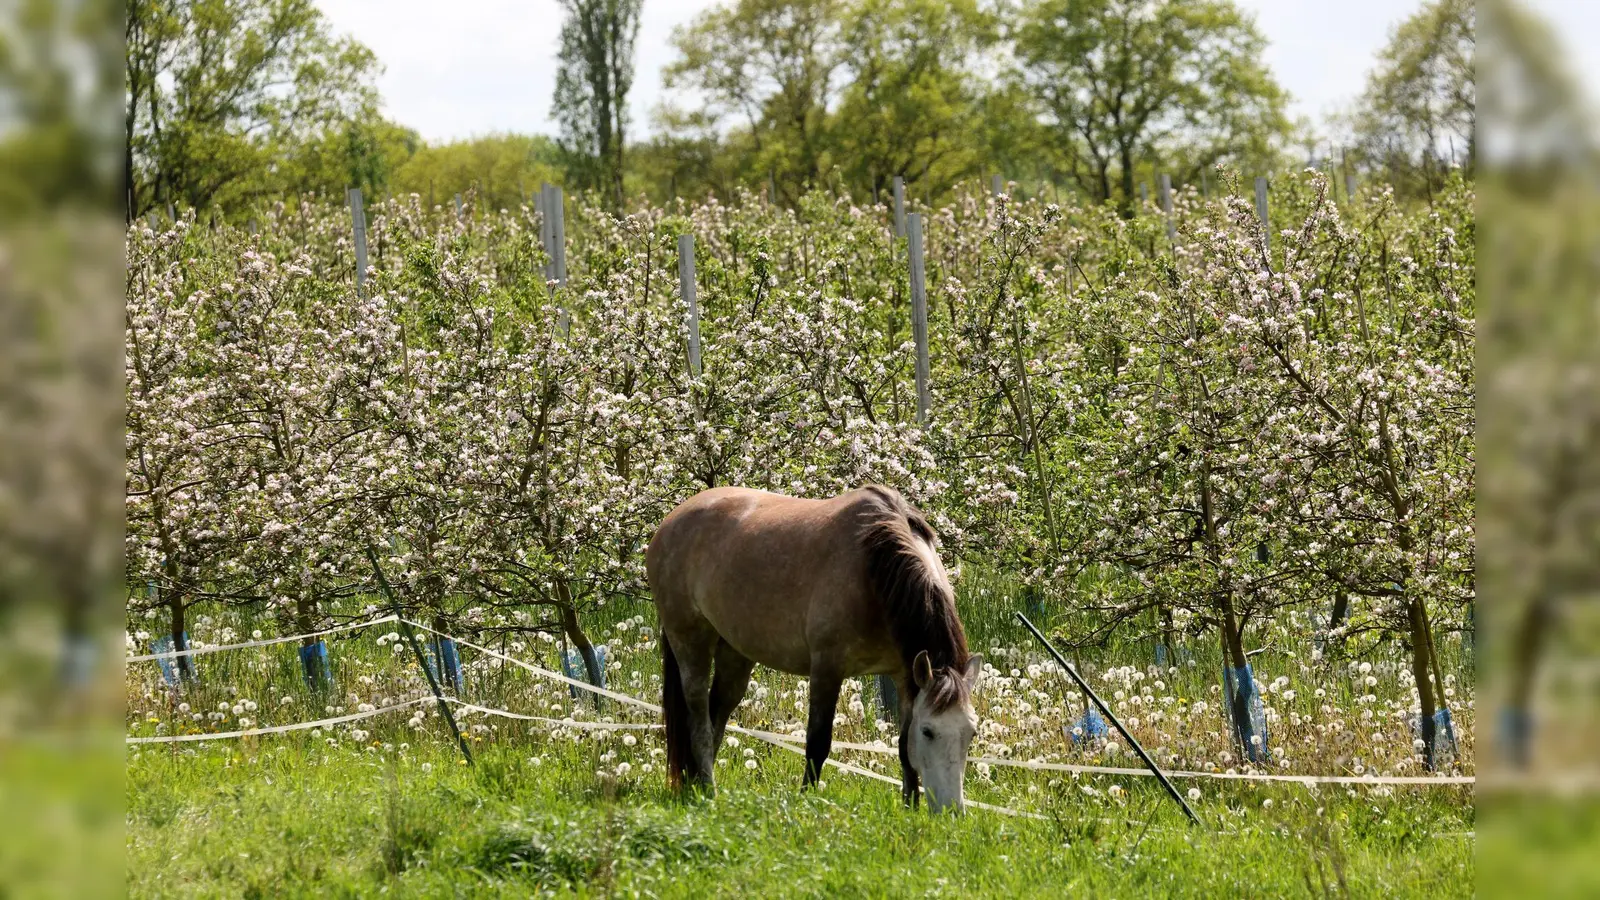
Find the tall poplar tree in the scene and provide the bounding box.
[553,0,643,209]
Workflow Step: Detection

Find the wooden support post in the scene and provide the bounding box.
[1158,173,1176,244]
[365,546,473,767]
[908,213,931,427]
[551,186,567,285]
[347,187,369,297]
[678,234,702,378]
[991,174,1003,197]
[539,183,554,283]
[1254,176,1271,256]
[1019,613,1200,826]
[540,182,553,280]
[892,175,906,238]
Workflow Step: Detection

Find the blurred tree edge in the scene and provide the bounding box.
[0,0,121,218]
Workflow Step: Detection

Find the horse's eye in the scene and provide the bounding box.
[921,727,935,740]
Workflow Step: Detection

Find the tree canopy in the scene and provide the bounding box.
[553,0,643,209]
[125,0,384,219]
[1350,0,1475,195]
[1013,0,1288,213]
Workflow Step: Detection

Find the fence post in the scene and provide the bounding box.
[908,212,931,427]
[892,175,906,238]
[539,183,552,282]
[347,187,369,297]
[453,193,463,219]
[552,186,566,285]
[364,546,473,767]
[1158,173,1176,244]
[538,184,567,286]
[991,174,1003,197]
[1254,176,1271,256]
[678,234,702,378]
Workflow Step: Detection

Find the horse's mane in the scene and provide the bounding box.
[858,484,970,712]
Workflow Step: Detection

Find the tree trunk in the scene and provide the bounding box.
[297,590,327,689]
[1505,590,1552,770]
[557,582,604,691]
[1407,593,1442,769]
[1323,593,1351,657]
[168,591,194,682]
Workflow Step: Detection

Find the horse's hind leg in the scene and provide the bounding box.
[666,623,719,793]
[709,639,757,752]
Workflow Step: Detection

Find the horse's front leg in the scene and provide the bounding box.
[802,665,844,787]
[895,673,920,807]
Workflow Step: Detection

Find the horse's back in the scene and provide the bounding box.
[647,487,892,675]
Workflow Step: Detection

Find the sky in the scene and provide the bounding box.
[314,0,1596,146]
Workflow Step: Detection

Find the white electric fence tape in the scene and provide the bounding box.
[126,696,431,744]
[126,614,399,662]
[126,619,1476,791]
[450,700,661,731]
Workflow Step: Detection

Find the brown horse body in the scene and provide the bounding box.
[647,484,982,810]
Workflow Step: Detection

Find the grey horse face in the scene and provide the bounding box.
[907,654,984,813]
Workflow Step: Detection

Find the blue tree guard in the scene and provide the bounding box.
[561,645,608,703]
[59,631,97,686]
[299,639,333,690]
[427,636,464,692]
[1224,664,1271,763]
[1412,706,1459,770]
[151,632,191,687]
[1067,706,1108,745]
[1499,706,1532,769]
[1024,585,1045,617]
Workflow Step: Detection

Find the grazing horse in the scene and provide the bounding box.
[647,484,983,812]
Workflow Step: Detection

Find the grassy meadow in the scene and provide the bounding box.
[126,587,1476,897]
[127,735,1472,898]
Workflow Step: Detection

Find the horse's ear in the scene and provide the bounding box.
[912,650,933,689]
[963,654,984,692]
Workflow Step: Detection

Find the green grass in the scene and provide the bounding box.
[127,733,1472,898]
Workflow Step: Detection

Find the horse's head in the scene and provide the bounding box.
[907,649,984,813]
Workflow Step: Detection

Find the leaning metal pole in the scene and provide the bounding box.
[365,544,474,766]
[1016,613,1200,826]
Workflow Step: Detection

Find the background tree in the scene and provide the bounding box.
[1350,0,1474,196]
[553,0,643,210]
[0,0,121,216]
[390,133,565,211]
[125,0,380,219]
[1012,0,1289,214]
[664,0,844,202]
[830,0,995,199]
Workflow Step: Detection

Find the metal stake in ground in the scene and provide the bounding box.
[364,544,474,766]
[1016,612,1200,826]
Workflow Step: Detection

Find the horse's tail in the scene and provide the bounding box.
[661,632,691,791]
